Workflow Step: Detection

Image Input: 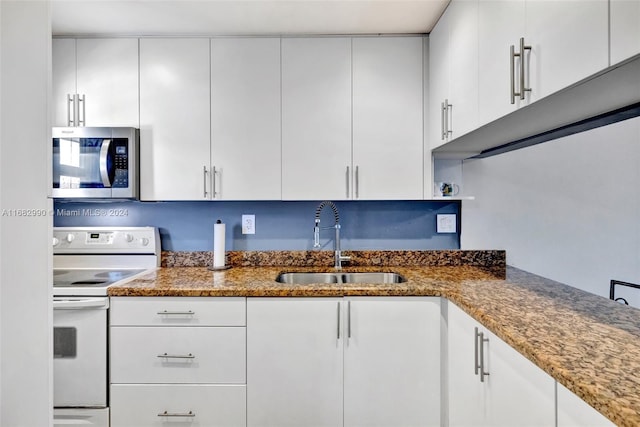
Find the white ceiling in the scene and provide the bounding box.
[51,0,450,36]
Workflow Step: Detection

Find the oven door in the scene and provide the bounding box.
[53,297,109,408]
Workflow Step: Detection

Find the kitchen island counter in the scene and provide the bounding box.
[109,252,639,426]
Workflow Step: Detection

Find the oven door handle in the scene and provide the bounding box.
[53,298,109,310]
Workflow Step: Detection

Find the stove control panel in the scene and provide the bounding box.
[53,227,160,255]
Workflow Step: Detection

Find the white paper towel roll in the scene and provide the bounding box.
[213,221,226,268]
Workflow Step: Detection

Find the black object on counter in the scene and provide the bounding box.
[610,280,640,305]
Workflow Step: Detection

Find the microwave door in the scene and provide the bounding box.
[52,137,111,198]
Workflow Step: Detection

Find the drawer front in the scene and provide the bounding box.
[111,327,246,384]
[111,384,246,427]
[110,297,246,326]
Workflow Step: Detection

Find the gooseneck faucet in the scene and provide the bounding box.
[313,201,351,269]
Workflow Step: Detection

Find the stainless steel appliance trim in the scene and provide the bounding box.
[99,139,112,188]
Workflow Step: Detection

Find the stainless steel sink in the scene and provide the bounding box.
[275,272,340,285]
[340,272,405,284]
[275,272,406,284]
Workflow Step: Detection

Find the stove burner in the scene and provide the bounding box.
[70,280,109,286]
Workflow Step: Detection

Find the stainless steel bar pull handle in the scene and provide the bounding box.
[212,166,218,198]
[511,38,532,103]
[67,94,74,126]
[158,411,196,418]
[479,332,490,382]
[510,45,517,104]
[203,166,208,198]
[519,37,532,100]
[441,101,447,140]
[346,166,350,198]
[78,94,85,126]
[157,353,195,359]
[474,327,480,375]
[157,310,195,315]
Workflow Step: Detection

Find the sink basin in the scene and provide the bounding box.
[340,272,406,284]
[275,272,340,285]
[275,272,406,284]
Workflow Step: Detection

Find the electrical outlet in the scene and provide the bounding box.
[242,215,255,235]
[436,214,457,233]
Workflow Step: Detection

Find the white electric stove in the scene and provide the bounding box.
[52,226,160,427]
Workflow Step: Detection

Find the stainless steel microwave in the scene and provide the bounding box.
[52,127,139,199]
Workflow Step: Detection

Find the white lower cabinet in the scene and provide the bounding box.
[246,297,441,427]
[110,384,246,427]
[110,297,247,427]
[556,382,615,427]
[447,301,556,426]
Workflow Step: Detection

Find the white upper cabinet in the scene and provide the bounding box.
[352,37,424,200]
[139,38,211,201]
[211,38,281,200]
[429,0,478,150]
[478,0,608,124]
[52,38,139,127]
[478,0,526,126]
[52,39,77,127]
[281,37,353,200]
[525,0,608,103]
[611,0,640,65]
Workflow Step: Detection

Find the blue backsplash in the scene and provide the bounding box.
[53,200,461,251]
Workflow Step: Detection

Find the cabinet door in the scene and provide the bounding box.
[211,38,281,200]
[611,0,640,65]
[428,7,450,150]
[76,38,139,127]
[52,39,76,127]
[448,302,486,426]
[352,37,423,200]
[525,0,608,102]
[281,38,352,200]
[448,302,555,426]
[111,384,246,427]
[484,326,555,426]
[139,38,210,201]
[343,297,441,427]
[247,298,343,427]
[556,382,615,427]
[478,0,525,126]
[447,0,479,139]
